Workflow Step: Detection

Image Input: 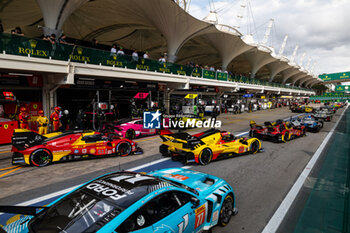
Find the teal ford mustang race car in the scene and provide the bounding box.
[0,168,237,233]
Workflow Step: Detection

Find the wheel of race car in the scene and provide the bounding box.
[116,141,132,157]
[30,149,52,167]
[250,140,260,154]
[199,148,212,165]
[249,130,258,138]
[282,132,289,142]
[125,129,136,139]
[302,128,306,136]
[219,194,234,227]
[319,121,324,129]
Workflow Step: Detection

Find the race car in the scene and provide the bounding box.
[290,105,304,113]
[294,115,323,132]
[304,105,314,113]
[104,118,158,139]
[0,168,238,233]
[249,119,306,142]
[11,129,143,167]
[312,109,333,122]
[159,128,263,165]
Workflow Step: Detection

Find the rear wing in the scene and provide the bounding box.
[160,133,204,150]
[12,129,47,150]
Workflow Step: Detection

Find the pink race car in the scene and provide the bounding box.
[104,118,158,139]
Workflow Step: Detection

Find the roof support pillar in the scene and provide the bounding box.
[291,73,308,85]
[36,0,88,36]
[267,60,290,82]
[281,68,301,84]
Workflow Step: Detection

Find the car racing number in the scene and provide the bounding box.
[177,214,189,233]
[195,204,206,228]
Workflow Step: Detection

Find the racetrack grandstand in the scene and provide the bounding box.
[0,0,322,118]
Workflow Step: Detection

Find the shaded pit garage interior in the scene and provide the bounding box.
[56,77,160,118]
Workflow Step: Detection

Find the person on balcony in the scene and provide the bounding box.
[158,55,166,63]
[48,34,57,45]
[58,34,73,45]
[143,51,149,59]
[117,47,125,56]
[14,27,24,36]
[132,50,139,62]
[92,38,100,49]
[110,44,117,56]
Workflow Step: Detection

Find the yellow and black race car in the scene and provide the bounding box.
[159,128,263,165]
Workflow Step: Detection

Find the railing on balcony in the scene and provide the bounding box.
[0,33,312,92]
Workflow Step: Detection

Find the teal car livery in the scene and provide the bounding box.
[1,168,238,233]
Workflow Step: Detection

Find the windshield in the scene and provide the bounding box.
[28,190,121,233]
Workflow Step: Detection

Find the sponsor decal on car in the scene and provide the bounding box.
[90,148,96,154]
[195,204,206,228]
[171,174,189,181]
[82,149,87,154]
[212,210,219,222]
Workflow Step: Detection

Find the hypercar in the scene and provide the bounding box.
[103,118,158,139]
[290,105,304,113]
[304,106,314,113]
[295,115,323,132]
[312,109,333,122]
[249,119,306,143]
[159,128,263,165]
[0,168,238,233]
[11,129,143,167]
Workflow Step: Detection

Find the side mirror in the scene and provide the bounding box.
[191,197,200,209]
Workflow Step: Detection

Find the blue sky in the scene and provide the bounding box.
[187,0,350,75]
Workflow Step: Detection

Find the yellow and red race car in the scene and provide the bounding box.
[11,129,142,167]
[159,128,263,165]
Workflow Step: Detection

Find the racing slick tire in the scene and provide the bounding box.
[116,141,132,157]
[317,121,324,132]
[198,148,213,165]
[219,194,234,227]
[302,128,307,136]
[250,140,260,154]
[125,129,136,139]
[282,132,289,143]
[159,145,171,157]
[249,130,258,138]
[30,149,52,167]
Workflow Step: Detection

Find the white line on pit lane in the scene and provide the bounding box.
[261,105,348,233]
[0,157,171,215]
[0,112,304,215]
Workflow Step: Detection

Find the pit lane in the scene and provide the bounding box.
[0,105,345,232]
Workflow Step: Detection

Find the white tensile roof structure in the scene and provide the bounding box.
[0,0,322,87]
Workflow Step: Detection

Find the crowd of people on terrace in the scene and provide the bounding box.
[0,24,310,88]
[1,24,236,74]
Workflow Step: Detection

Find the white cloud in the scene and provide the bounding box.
[188,0,350,74]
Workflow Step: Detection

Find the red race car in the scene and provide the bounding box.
[249,119,306,143]
[11,129,143,167]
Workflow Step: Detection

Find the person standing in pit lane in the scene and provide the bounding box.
[211,105,219,125]
[37,110,48,135]
[19,107,30,129]
[60,110,70,131]
[50,107,61,132]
